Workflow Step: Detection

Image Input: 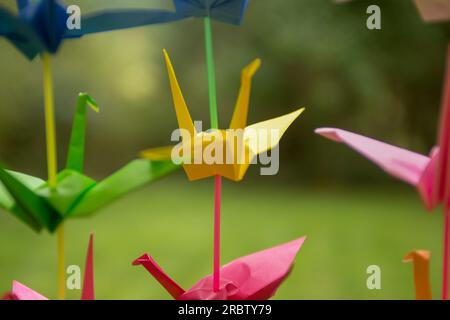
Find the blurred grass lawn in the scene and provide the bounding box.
[0,173,444,300]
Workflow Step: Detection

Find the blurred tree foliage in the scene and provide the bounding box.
[1,0,450,186]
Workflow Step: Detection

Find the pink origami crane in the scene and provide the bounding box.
[315,48,450,300]
[2,234,94,300]
[414,0,450,23]
[133,237,306,300]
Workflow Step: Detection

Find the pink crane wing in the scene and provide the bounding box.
[10,281,48,300]
[315,128,430,186]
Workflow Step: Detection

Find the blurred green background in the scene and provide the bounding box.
[0,0,449,299]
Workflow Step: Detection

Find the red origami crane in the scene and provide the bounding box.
[2,234,94,300]
[133,237,306,300]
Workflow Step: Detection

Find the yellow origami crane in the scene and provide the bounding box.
[141,50,304,181]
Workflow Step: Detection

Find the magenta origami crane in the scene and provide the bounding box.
[133,237,305,300]
[2,233,94,300]
[315,48,450,300]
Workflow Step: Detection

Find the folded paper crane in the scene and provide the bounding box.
[0,93,179,233]
[68,0,250,39]
[315,127,438,210]
[141,51,304,181]
[316,47,450,300]
[133,237,305,300]
[0,0,251,60]
[0,0,181,60]
[414,0,450,22]
[403,250,433,300]
[315,48,450,211]
[0,0,66,59]
[2,233,95,300]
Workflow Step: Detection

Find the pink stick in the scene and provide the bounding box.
[443,209,450,300]
[213,175,222,292]
[81,233,94,300]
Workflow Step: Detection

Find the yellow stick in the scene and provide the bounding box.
[42,53,58,187]
[42,53,65,300]
[57,224,65,300]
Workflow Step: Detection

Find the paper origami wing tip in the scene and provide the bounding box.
[242,58,261,78]
[11,281,48,300]
[139,146,175,161]
[79,92,100,113]
[162,48,172,65]
[295,107,306,118]
[132,253,151,266]
[314,128,342,142]
[403,250,431,263]
[162,49,196,136]
[315,127,434,196]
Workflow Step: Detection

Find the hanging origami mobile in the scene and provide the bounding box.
[0,93,178,233]
[315,48,450,300]
[2,233,95,300]
[69,0,255,298]
[134,237,306,300]
[168,6,255,292]
[134,0,305,298]
[403,250,433,300]
[1,0,305,300]
[74,0,304,300]
[138,51,303,297]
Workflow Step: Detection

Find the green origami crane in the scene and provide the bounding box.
[0,93,179,233]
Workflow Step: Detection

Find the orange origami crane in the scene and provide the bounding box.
[403,250,433,300]
[141,50,304,181]
[2,233,95,300]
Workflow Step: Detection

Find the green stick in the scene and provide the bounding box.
[204,16,219,129]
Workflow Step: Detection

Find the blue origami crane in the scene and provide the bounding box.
[0,0,178,60]
[71,0,250,36]
[0,1,249,60]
